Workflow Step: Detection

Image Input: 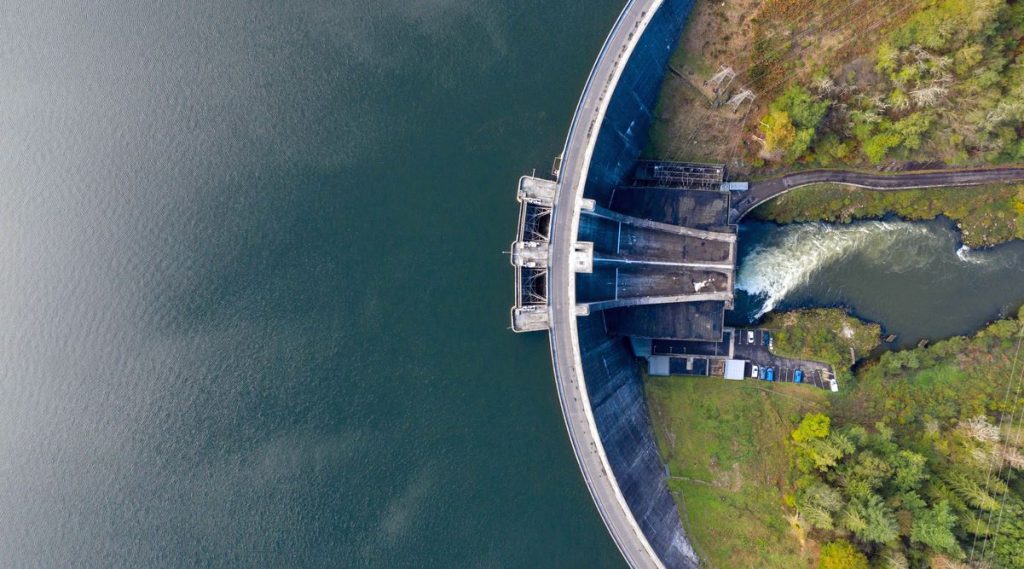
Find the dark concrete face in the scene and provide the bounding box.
[611,187,731,230]
[577,313,699,568]
[616,225,732,264]
[605,302,726,342]
[568,1,711,568]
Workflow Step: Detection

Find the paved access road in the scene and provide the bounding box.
[734,166,1024,218]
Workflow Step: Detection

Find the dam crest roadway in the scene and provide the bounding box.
[513,1,710,567]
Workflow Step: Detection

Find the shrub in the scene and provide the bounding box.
[819,540,869,569]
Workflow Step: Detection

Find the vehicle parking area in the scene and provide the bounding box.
[734,329,835,391]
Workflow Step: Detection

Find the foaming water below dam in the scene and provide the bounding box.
[731,218,1024,348]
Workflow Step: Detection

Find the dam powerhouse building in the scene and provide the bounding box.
[509,1,719,567]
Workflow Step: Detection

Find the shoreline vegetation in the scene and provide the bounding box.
[751,182,1024,248]
[648,308,1024,568]
[763,308,881,382]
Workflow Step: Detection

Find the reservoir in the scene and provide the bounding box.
[732,218,1024,348]
[0,1,628,567]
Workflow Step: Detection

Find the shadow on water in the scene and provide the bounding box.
[727,216,1024,349]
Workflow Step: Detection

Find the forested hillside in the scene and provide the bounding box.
[794,308,1024,568]
[758,0,1024,167]
[650,0,1024,173]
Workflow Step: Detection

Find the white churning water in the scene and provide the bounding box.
[737,221,936,317]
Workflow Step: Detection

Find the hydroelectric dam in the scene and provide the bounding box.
[510,1,709,567]
[508,2,1024,567]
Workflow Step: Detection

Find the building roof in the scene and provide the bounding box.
[648,356,671,376]
[724,359,747,381]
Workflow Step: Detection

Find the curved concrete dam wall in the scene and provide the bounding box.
[576,1,698,567]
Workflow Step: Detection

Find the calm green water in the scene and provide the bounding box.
[0,2,627,567]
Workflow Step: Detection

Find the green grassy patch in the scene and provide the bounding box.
[645,375,825,568]
[752,183,1024,247]
[762,308,881,381]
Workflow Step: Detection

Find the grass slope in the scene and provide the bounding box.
[645,375,826,568]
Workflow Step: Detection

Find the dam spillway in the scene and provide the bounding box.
[509,1,718,567]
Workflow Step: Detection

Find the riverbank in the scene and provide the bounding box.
[805,309,1024,568]
[646,0,917,171]
[750,182,1024,247]
[650,0,1024,174]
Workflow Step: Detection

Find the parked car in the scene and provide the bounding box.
[747,330,755,343]
[750,364,759,379]
[762,331,771,346]
[794,369,803,384]
[766,368,775,381]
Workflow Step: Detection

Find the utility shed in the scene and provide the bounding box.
[648,356,671,376]
[723,359,747,381]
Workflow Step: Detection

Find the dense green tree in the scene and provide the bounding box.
[783,309,1024,567]
[771,85,830,131]
[796,431,855,473]
[797,482,845,530]
[761,110,796,158]
[989,501,1024,568]
[987,319,1019,339]
[793,413,830,442]
[944,471,1000,511]
[889,450,928,492]
[760,85,830,162]
[859,113,933,164]
[862,130,902,164]
[910,501,960,556]
[875,547,909,569]
[842,494,900,544]
[888,0,1002,52]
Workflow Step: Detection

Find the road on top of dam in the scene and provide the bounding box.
[547,1,676,569]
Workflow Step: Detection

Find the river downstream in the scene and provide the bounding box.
[731,218,1024,348]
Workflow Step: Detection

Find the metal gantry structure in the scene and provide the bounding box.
[703,65,735,96]
[510,176,557,332]
[631,160,725,191]
[511,160,741,332]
